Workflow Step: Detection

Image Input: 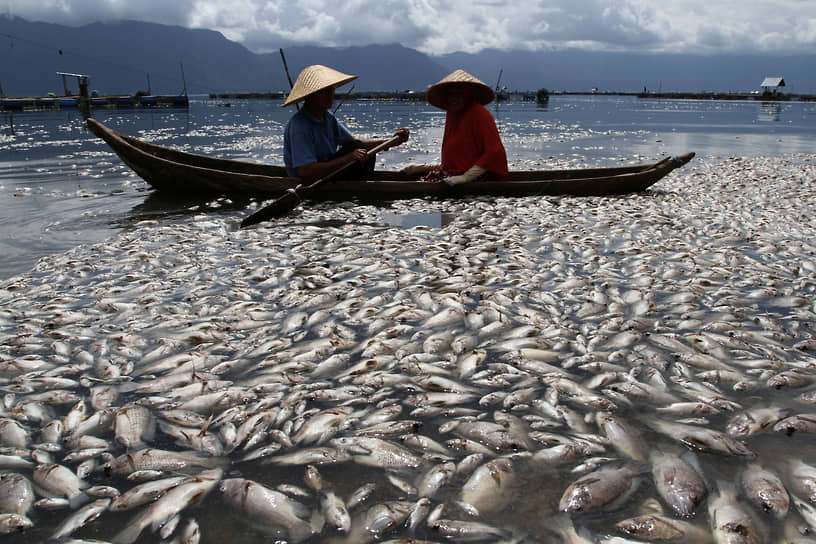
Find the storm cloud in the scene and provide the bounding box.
[2,0,814,56]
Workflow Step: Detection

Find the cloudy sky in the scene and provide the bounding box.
[2,0,814,56]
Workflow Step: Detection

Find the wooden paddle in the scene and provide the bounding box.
[240,134,402,228]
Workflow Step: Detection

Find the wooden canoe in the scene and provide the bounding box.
[86,117,694,198]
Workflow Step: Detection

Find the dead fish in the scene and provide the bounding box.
[415,461,456,499]
[346,482,377,511]
[114,404,155,450]
[774,414,816,436]
[430,518,513,541]
[321,489,351,532]
[616,513,715,542]
[650,450,708,518]
[786,460,816,503]
[0,513,33,534]
[0,473,35,516]
[597,413,647,462]
[50,498,111,540]
[263,446,351,466]
[447,420,531,451]
[32,463,88,509]
[460,458,516,514]
[767,370,816,389]
[331,436,423,470]
[726,406,790,437]
[649,419,756,458]
[105,448,223,478]
[708,480,763,544]
[109,475,187,511]
[740,463,790,519]
[0,418,29,448]
[114,469,222,544]
[559,464,641,513]
[345,500,414,543]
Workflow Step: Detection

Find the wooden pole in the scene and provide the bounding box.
[279,48,299,111]
[180,63,187,96]
[78,75,90,118]
[333,84,354,114]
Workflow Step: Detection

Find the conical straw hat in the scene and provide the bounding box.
[281,65,358,107]
[426,69,495,109]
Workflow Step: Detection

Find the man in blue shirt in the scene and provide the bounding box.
[282,65,409,182]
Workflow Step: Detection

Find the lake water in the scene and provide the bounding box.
[2,96,816,544]
[1,95,815,279]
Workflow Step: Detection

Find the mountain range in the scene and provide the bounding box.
[2,16,814,97]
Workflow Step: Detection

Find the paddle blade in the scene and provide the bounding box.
[240,189,302,228]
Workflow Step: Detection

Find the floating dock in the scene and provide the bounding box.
[0,94,189,112]
[1,71,190,112]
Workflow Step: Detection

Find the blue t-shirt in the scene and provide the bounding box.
[284,108,353,177]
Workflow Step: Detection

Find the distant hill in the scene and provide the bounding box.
[440,49,816,95]
[1,16,814,96]
[0,17,449,96]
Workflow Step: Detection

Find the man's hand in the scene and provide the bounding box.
[347,147,368,164]
[394,127,410,144]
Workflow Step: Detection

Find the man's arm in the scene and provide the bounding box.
[297,128,409,183]
[357,127,410,151]
[296,141,367,183]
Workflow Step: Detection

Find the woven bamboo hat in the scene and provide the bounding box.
[281,65,358,107]
[426,69,495,110]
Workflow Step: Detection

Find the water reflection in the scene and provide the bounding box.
[758,101,782,122]
[379,210,454,228]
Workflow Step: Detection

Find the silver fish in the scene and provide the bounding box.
[430,518,512,541]
[740,463,790,519]
[415,461,455,498]
[332,436,423,470]
[597,413,647,462]
[708,481,763,544]
[0,513,33,534]
[114,469,222,544]
[787,460,816,503]
[321,489,351,532]
[651,451,708,517]
[774,414,816,435]
[559,464,640,513]
[50,498,111,540]
[109,475,187,511]
[460,458,516,514]
[0,473,34,516]
[649,419,756,457]
[32,463,88,508]
[346,482,376,511]
[346,500,414,543]
[219,477,313,543]
[0,418,29,448]
[114,404,155,450]
[105,448,223,478]
[616,513,714,543]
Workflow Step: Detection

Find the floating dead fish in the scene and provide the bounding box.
[559,464,642,514]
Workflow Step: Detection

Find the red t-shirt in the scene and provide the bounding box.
[441,102,508,179]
